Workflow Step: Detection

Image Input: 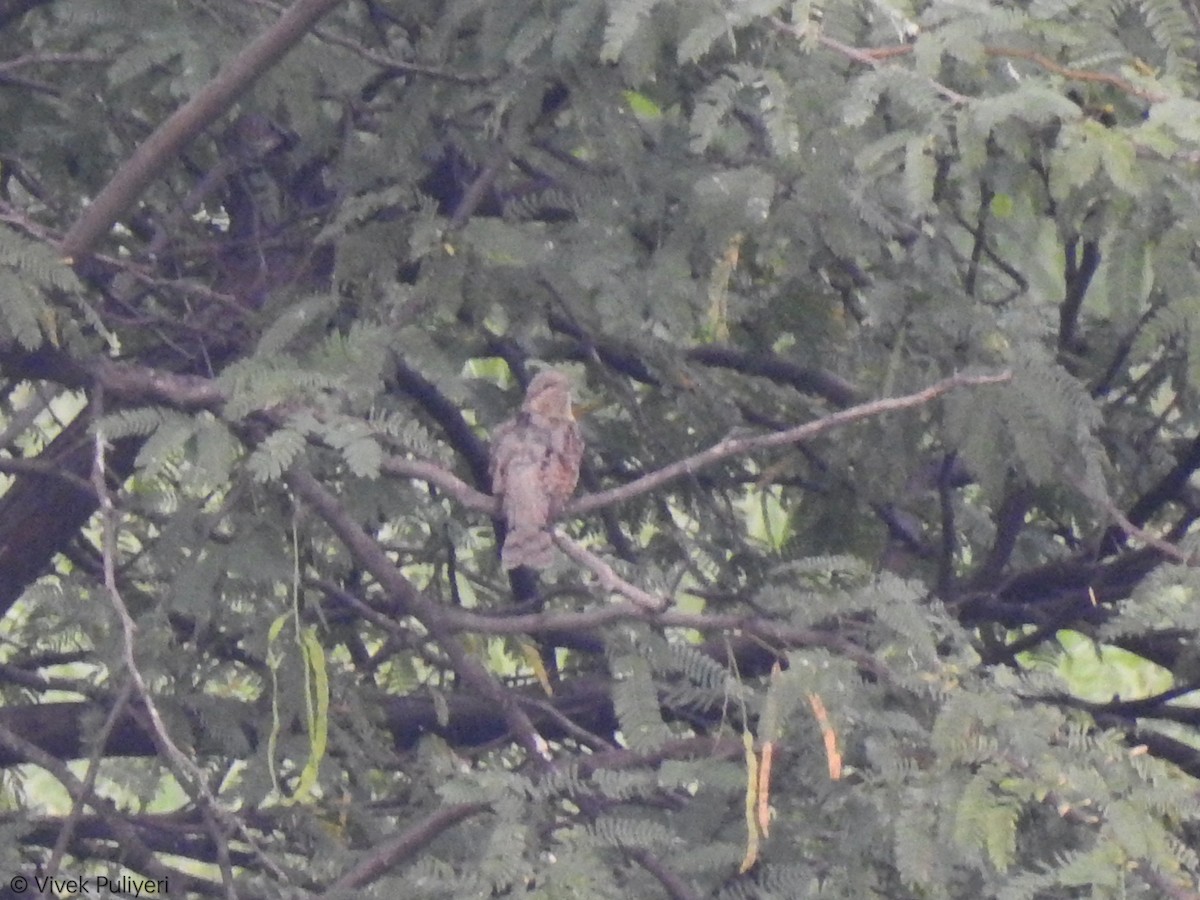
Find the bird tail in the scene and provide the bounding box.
[501,527,555,570]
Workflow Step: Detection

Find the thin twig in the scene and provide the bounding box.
[381,456,495,511]
[769,18,1166,105]
[286,466,555,764]
[626,848,702,900]
[0,719,204,890]
[0,52,109,72]
[44,679,134,879]
[324,802,490,891]
[90,388,290,885]
[553,533,669,611]
[520,696,617,751]
[985,46,1167,103]
[243,0,492,84]
[1070,475,1197,565]
[568,370,1011,517]
[200,803,239,900]
[769,18,968,105]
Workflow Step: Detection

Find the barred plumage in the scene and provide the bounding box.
[489,371,583,570]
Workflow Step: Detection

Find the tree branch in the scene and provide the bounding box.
[380,455,495,512]
[0,719,210,892]
[567,370,1011,517]
[92,393,291,886]
[60,0,347,260]
[285,466,555,763]
[553,533,669,610]
[324,803,490,892]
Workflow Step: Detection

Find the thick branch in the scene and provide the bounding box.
[684,345,862,408]
[285,466,553,763]
[60,0,346,260]
[324,803,490,892]
[1059,238,1101,354]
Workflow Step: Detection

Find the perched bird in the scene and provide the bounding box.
[489,370,584,570]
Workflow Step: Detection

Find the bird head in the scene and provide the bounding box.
[521,370,575,421]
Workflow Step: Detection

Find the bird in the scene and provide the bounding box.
[488,370,584,570]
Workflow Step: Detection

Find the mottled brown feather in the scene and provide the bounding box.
[489,371,583,570]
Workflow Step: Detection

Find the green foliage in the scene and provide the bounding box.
[0,228,78,349]
[600,0,664,63]
[3,0,1200,896]
[608,649,672,752]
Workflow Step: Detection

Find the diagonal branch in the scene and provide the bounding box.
[91,392,291,886]
[84,360,1010,530]
[324,802,490,892]
[566,370,1011,517]
[285,466,555,764]
[43,680,134,881]
[553,533,669,610]
[0,719,211,892]
[60,0,347,260]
